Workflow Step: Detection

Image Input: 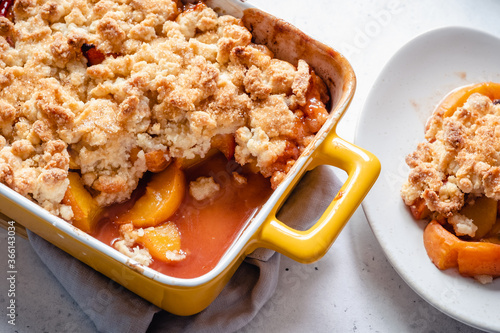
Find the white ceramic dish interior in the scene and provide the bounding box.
[356,26,500,333]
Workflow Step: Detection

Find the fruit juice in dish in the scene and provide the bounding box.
[93,153,274,278]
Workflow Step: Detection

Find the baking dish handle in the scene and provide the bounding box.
[255,131,380,263]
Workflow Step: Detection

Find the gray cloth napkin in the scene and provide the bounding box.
[28,165,341,333]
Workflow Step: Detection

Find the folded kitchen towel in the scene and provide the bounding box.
[28,231,280,333]
[28,165,342,333]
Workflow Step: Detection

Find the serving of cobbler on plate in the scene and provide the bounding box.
[0,0,330,276]
[401,82,500,283]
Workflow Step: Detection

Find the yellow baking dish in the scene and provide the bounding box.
[0,0,380,315]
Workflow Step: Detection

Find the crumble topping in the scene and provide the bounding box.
[448,213,477,237]
[0,0,329,219]
[401,93,500,221]
[232,171,246,185]
[115,224,153,266]
[189,176,220,201]
[115,223,186,265]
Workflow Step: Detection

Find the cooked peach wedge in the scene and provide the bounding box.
[62,172,102,233]
[210,134,236,160]
[427,82,500,126]
[424,220,500,276]
[460,196,497,240]
[408,197,430,220]
[137,223,185,263]
[116,164,185,228]
[145,150,171,173]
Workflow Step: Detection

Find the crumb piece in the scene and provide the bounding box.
[474,275,493,284]
[189,176,220,201]
[164,250,186,261]
[292,60,311,106]
[59,204,74,221]
[232,172,247,185]
[114,224,152,266]
[114,240,152,266]
[448,213,477,237]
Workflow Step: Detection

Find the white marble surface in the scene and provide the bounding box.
[2,0,500,332]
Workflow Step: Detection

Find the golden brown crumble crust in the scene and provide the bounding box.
[0,0,329,219]
[402,93,500,218]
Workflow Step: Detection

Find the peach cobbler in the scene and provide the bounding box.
[0,0,330,274]
[401,83,500,283]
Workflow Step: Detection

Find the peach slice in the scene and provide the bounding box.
[145,150,171,173]
[459,196,497,240]
[423,220,459,270]
[211,134,236,160]
[458,242,500,277]
[435,82,500,120]
[409,197,431,220]
[485,218,500,239]
[481,236,500,245]
[424,220,500,276]
[174,134,235,171]
[137,223,185,263]
[68,148,80,170]
[62,172,102,233]
[128,147,171,172]
[116,164,185,228]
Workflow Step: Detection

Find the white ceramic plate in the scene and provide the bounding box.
[356,26,500,333]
